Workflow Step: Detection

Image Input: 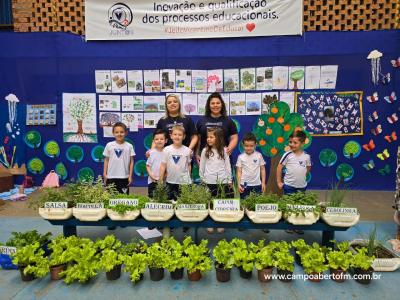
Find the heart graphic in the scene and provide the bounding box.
[246,23,255,32]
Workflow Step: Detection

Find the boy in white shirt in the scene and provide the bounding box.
[146,129,167,198]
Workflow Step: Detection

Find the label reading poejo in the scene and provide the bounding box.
[255,204,278,212]
[76,203,104,209]
[109,199,139,207]
[213,199,240,211]
[44,202,68,209]
[145,203,173,210]
[0,246,17,255]
[325,207,358,214]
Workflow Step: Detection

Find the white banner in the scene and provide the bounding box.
[85,0,303,40]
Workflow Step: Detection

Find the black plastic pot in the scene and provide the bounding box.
[19,266,35,282]
[354,268,373,285]
[277,268,293,282]
[215,264,231,282]
[106,264,122,280]
[238,266,252,279]
[170,268,184,280]
[330,268,346,283]
[149,267,164,281]
[294,251,302,266]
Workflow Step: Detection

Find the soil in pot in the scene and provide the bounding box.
[353,244,395,258]
[258,267,273,282]
[106,264,122,281]
[277,269,292,282]
[215,264,231,282]
[149,267,164,281]
[354,268,373,285]
[187,270,202,281]
[238,266,252,279]
[308,272,322,282]
[170,268,184,280]
[50,264,66,280]
[19,266,35,282]
[330,268,346,283]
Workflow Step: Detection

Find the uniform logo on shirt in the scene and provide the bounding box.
[299,161,306,167]
[114,149,123,158]
[253,159,258,163]
[205,122,223,127]
[172,155,181,164]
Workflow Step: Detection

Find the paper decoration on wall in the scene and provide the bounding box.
[377,149,390,161]
[256,67,273,90]
[55,162,68,180]
[111,70,127,93]
[343,141,361,159]
[66,145,84,163]
[295,91,363,136]
[362,139,376,152]
[240,68,256,91]
[63,93,97,143]
[143,133,153,150]
[197,94,208,115]
[336,163,354,182]
[362,159,375,171]
[319,65,338,89]
[5,93,19,129]
[192,70,207,93]
[78,167,95,182]
[127,70,143,93]
[305,66,321,90]
[289,66,305,90]
[368,111,379,122]
[261,92,278,114]
[367,50,383,86]
[122,113,144,131]
[371,124,382,136]
[143,70,161,93]
[91,145,105,162]
[144,112,164,129]
[26,104,56,126]
[391,57,400,68]
[378,164,391,176]
[95,70,112,93]
[223,69,240,92]
[98,95,120,111]
[229,93,246,116]
[176,70,192,93]
[384,92,397,103]
[245,93,261,115]
[272,66,288,90]
[121,95,143,111]
[319,148,337,167]
[143,96,165,112]
[125,137,135,150]
[182,93,198,115]
[279,92,295,113]
[27,157,44,175]
[44,140,60,158]
[207,69,223,92]
[161,69,176,92]
[134,160,148,177]
[367,92,378,103]
[99,112,121,127]
[24,130,41,149]
[231,118,241,133]
[386,111,398,123]
[384,131,397,143]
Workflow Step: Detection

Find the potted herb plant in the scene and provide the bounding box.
[182,237,212,281]
[141,182,175,221]
[120,240,148,255]
[291,239,308,266]
[274,242,295,282]
[213,239,235,282]
[162,237,185,280]
[282,192,321,225]
[254,243,274,282]
[231,238,255,279]
[351,247,375,284]
[123,252,147,283]
[300,243,328,282]
[146,241,168,281]
[175,184,211,222]
[209,183,244,222]
[47,236,73,280]
[31,188,74,220]
[106,194,147,221]
[243,192,282,224]
[326,241,353,283]
[95,235,123,280]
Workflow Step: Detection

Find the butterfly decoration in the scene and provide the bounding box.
[362,139,375,151]
[368,111,379,122]
[376,149,390,160]
[384,131,397,143]
[387,113,398,124]
[362,159,375,171]
[371,124,382,136]
[380,73,391,85]
[367,92,378,103]
[391,57,400,68]
[378,164,391,176]
[384,92,397,104]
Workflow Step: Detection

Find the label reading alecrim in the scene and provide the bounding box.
[0,246,17,255]
[255,204,278,212]
[44,202,68,208]
[287,204,315,212]
[145,203,173,210]
[325,207,358,214]
[176,204,206,210]
[76,203,104,209]
[109,199,139,207]
[213,199,240,211]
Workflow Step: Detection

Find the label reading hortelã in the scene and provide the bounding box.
[76,203,104,209]
[44,202,68,209]
[325,207,358,214]
[176,204,206,210]
[287,205,315,212]
[109,199,139,207]
[145,203,173,210]
[0,246,17,255]
[213,199,240,211]
[255,204,278,212]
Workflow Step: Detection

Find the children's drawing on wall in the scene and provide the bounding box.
[5,94,21,139]
[95,70,112,93]
[288,66,305,90]
[26,104,56,126]
[207,69,223,93]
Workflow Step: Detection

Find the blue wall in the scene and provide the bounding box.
[0,30,399,190]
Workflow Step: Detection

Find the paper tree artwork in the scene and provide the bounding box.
[134,160,148,177]
[55,162,68,180]
[66,145,84,163]
[289,68,305,90]
[91,145,105,162]
[44,140,60,158]
[27,157,44,175]
[319,148,337,167]
[24,130,41,149]
[78,167,95,182]
[336,163,354,182]
[343,141,361,159]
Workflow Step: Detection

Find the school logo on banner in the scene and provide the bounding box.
[108,3,133,29]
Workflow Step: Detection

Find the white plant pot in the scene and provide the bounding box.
[72,208,107,221]
[140,208,175,221]
[38,208,73,220]
[107,209,140,221]
[175,208,209,222]
[245,209,282,224]
[285,212,320,225]
[349,239,400,272]
[321,212,360,227]
[209,209,244,222]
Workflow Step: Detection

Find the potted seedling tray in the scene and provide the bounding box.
[209,199,244,222]
[72,203,106,221]
[38,202,72,220]
[285,205,320,225]
[349,239,400,272]
[246,204,282,224]
[321,207,360,227]
[175,204,209,222]
[107,198,141,221]
[141,202,175,221]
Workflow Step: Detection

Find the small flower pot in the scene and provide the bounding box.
[149,267,164,281]
[257,267,273,282]
[330,268,346,283]
[215,264,231,282]
[50,264,66,280]
[170,268,184,280]
[354,268,373,285]
[19,266,35,282]
[277,269,293,282]
[308,272,322,282]
[106,264,122,281]
[238,266,252,279]
[187,270,202,281]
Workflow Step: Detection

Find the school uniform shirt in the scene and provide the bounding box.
[162,144,192,184]
[156,116,197,147]
[146,149,164,184]
[103,141,135,179]
[199,148,232,184]
[236,151,265,186]
[196,116,238,151]
[279,151,312,188]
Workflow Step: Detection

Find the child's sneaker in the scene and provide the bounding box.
[207,228,214,234]
[217,228,225,233]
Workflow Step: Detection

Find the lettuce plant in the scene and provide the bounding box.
[351,247,375,271]
[146,242,168,269]
[326,241,353,271]
[231,238,255,272]
[123,253,147,283]
[182,237,212,274]
[213,239,235,270]
[11,242,49,278]
[161,237,185,272]
[301,244,328,274]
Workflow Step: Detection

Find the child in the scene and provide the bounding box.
[236,133,266,199]
[199,127,233,234]
[277,130,311,234]
[103,122,135,194]
[146,129,167,198]
[159,125,192,200]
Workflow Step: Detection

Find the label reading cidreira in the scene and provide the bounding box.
[325,207,358,214]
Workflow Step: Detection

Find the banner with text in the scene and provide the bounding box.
[85,0,303,40]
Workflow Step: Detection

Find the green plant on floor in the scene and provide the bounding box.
[48,236,74,267]
[254,244,274,270]
[231,238,255,272]
[123,253,147,283]
[95,235,124,272]
[161,237,185,272]
[5,230,52,248]
[11,242,49,278]
[273,242,295,273]
[105,194,148,215]
[291,239,309,257]
[351,247,375,271]
[213,239,235,270]
[326,241,353,271]
[65,177,117,204]
[120,240,148,255]
[151,182,170,203]
[146,242,168,269]
[176,184,212,205]
[29,188,74,209]
[242,192,282,211]
[300,244,328,274]
[182,237,212,274]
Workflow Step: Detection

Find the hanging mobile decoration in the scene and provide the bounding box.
[367,50,383,86]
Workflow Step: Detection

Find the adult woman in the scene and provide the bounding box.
[196,92,238,162]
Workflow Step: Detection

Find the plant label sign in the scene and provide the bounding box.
[44,202,68,209]
[213,199,240,211]
[76,203,104,209]
[109,199,139,207]
[176,204,206,210]
[0,246,17,255]
[255,204,279,212]
[325,207,358,214]
[287,204,315,212]
[145,203,173,210]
